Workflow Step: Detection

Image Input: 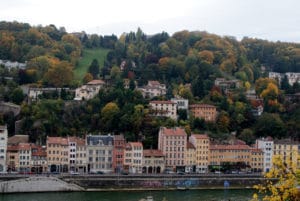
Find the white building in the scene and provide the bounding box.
[138,80,166,99]
[285,72,300,86]
[171,97,189,110]
[0,126,7,173]
[149,100,177,120]
[74,80,105,101]
[86,135,114,173]
[255,138,274,172]
[124,142,143,174]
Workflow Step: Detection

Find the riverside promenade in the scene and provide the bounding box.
[0,173,266,193]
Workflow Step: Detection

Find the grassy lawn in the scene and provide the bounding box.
[74,48,110,82]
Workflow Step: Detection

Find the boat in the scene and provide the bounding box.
[177,186,188,191]
[138,196,153,201]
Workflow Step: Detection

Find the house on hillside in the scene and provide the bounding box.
[138,80,166,99]
[189,104,217,122]
[74,79,105,101]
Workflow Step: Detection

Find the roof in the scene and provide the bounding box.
[148,80,161,86]
[187,141,195,149]
[86,135,114,146]
[8,135,29,145]
[189,104,216,108]
[87,80,105,85]
[114,134,125,141]
[160,127,187,136]
[191,134,209,139]
[47,137,68,145]
[210,144,251,150]
[7,145,19,151]
[143,149,164,157]
[128,142,143,147]
[251,148,263,153]
[68,136,86,146]
[150,100,175,104]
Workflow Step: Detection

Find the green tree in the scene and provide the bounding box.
[44,61,73,87]
[238,128,255,145]
[88,59,100,79]
[254,113,286,138]
[100,102,120,132]
[10,87,24,105]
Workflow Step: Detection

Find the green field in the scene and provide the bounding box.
[74,48,110,81]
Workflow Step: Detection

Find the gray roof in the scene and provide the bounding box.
[87,135,114,146]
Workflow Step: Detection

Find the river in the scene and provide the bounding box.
[0,189,257,201]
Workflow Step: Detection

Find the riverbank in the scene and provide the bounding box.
[0,174,265,193]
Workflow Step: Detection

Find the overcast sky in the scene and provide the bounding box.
[1,0,300,42]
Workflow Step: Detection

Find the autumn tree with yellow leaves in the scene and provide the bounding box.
[252,156,299,201]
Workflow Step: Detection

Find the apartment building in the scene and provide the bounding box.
[138,80,166,99]
[250,148,264,173]
[189,134,210,173]
[68,137,87,173]
[46,137,69,173]
[124,142,143,174]
[113,134,126,173]
[209,144,252,170]
[158,127,187,171]
[185,142,196,173]
[273,139,299,169]
[31,145,47,173]
[189,104,217,122]
[142,149,165,174]
[149,100,177,120]
[0,126,7,173]
[255,138,274,172]
[86,135,114,173]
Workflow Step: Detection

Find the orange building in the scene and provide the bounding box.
[250,148,264,173]
[113,134,126,173]
[189,104,217,122]
[46,137,69,173]
[185,141,196,173]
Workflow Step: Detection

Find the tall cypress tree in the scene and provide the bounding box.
[88,59,99,79]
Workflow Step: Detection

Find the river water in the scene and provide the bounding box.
[0,189,256,201]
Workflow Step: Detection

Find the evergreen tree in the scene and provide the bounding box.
[88,59,100,79]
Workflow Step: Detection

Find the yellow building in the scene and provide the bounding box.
[250,148,264,173]
[189,134,209,173]
[273,140,299,169]
[209,144,252,171]
[185,141,196,173]
[142,149,165,174]
[46,137,69,173]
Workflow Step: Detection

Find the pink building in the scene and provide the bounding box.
[113,134,126,173]
[158,127,187,171]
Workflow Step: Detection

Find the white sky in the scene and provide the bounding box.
[1,0,300,42]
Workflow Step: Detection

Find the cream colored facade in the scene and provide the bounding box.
[74,80,105,101]
[86,135,114,173]
[189,134,209,173]
[149,101,177,120]
[124,142,143,173]
[46,137,69,172]
[158,127,187,170]
[185,142,196,173]
[273,141,299,169]
[142,149,165,174]
[6,145,19,172]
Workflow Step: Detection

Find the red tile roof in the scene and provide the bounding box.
[189,104,216,108]
[87,79,105,85]
[143,149,164,157]
[160,127,187,136]
[47,137,68,145]
[191,134,209,139]
[210,144,251,150]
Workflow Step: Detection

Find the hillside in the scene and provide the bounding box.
[74,48,110,81]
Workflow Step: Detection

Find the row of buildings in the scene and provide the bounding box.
[0,125,298,174]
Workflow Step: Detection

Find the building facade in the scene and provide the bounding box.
[46,137,69,173]
[74,79,105,101]
[185,142,196,173]
[189,104,217,122]
[86,135,114,173]
[158,127,187,171]
[0,126,7,173]
[124,142,143,174]
[255,138,274,172]
[142,149,165,174]
[149,100,177,120]
[189,134,210,173]
[113,134,126,173]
